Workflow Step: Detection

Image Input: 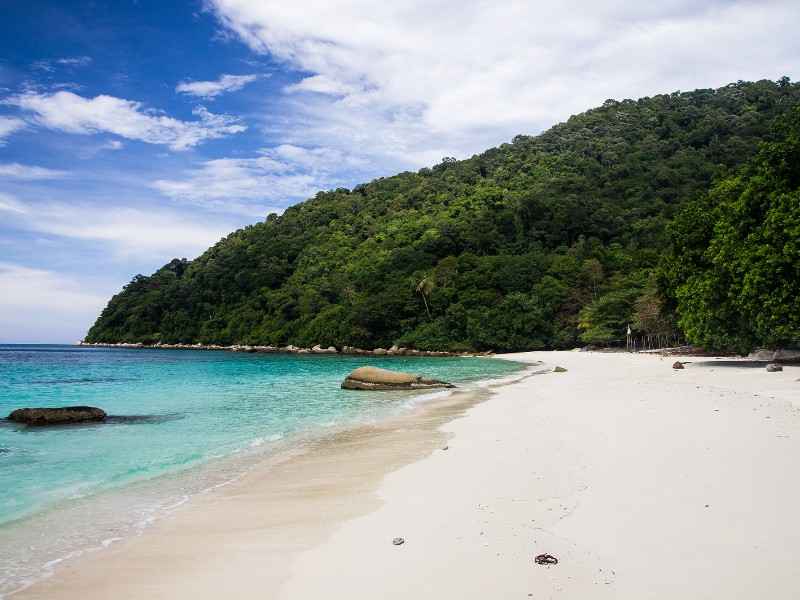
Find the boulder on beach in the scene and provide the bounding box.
[7,406,107,425]
[341,366,454,390]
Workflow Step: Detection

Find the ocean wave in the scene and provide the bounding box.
[471,363,549,388]
[402,389,454,407]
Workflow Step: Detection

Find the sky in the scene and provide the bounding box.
[1,0,798,343]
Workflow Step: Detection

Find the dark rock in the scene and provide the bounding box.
[672,361,684,369]
[341,366,454,390]
[393,537,405,546]
[553,366,568,372]
[8,406,107,425]
[766,363,783,372]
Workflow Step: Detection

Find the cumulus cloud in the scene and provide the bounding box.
[8,91,247,150]
[0,163,67,179]
[152,144,369,212]
[207,0,800,164]
[176,73,259,98]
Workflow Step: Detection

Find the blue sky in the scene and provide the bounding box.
[1,0,798,343]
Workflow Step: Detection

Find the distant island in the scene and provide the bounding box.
[85,78,800,354]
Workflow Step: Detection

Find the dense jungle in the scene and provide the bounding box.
[86,78,800,353]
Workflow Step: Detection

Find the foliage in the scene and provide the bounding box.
[86,79,800,351]
[662,105,800,352]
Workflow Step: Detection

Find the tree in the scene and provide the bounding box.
[663,107,800,351]
[414,273,436,320]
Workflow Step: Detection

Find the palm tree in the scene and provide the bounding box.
[415,275,435,321]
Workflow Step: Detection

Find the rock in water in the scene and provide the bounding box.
[766,363,783,372]
[7,406,107,425]
[341,366,454,390]
[672,361,685,369]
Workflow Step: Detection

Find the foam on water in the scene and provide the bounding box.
[0,345,530,595]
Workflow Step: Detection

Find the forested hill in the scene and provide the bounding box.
[86,78,800,352]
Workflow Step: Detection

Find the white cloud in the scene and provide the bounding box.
[42,205,238,262]
[176,73,259,98]
[56,56,92,67]
[0,116,26,145]
[31,56,92,72]
[152,144,369,211]
[208,0,800,165]
[0,192,28,214]
[8,91,247,150]
[0,162,67,179]
[3,197,239,263]
[0,198,246,342]
[0,262,111,344]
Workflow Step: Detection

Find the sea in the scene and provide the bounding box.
[0,344,535,596]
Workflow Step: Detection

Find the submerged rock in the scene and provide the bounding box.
[341,366,454,390]
[7,406,107,425]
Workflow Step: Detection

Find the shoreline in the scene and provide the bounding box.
[11,376,512,599]
[1,350,531,598]
[74,341,495,358]
[13,351,800,599]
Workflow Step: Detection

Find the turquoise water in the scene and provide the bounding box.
[0,345,531,595]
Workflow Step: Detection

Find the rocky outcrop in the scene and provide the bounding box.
[8,406,107,425]
[770,349,800,361]
[748,349,800,361]
[78,341,491,358]
[341,366,455,390]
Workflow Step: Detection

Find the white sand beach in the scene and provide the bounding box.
[17,351,800,599]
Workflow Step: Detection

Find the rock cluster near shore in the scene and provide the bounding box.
[8,406,107,425]
[748,348,800,361]
[341,366,455,390]
[76,341,493,358]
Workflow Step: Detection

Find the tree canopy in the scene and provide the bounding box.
[661,105,800,352]
[86,79,800,352]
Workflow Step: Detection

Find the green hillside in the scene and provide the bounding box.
[86,78,800,352]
